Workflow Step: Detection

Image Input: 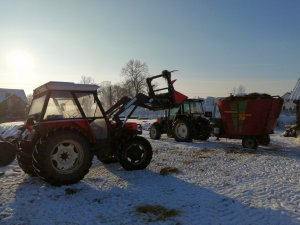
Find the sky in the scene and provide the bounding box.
[0,0,299,97]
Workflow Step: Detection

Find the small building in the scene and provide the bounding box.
[0,88,28,123]
[289,78,300,133]
[281,92,296,114]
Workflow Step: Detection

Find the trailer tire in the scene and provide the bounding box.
[118,136,152,170]
[149,123,161,140]
[242,137,258,149]
[173,119,191,142]
[33,130,93,186]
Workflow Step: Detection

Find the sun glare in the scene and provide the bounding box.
[6,50,34,74]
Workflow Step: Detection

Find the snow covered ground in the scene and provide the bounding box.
[1,122,300,225]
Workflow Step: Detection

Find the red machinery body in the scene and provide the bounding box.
[216,95,283,139]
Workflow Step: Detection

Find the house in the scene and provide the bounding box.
[289,78,300,133]
[281,92,296,113]
[0,88,28,122]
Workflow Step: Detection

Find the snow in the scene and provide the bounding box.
[0,122,23,141]
[1,120,300,225]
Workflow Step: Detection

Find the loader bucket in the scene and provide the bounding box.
[146,70,187,110]
[0,141,17,167]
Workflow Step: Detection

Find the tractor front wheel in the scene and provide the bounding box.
[32,130,93,186]
[118,136,152,170]
[149,123,161,140]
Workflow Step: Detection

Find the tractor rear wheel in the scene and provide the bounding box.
[33,130,93,186]
[149,123,161,140]
[242,137,258,149]
[173,119,191,142]
[118,136,152,170]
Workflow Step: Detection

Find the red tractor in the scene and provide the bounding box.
[13,70,187,185]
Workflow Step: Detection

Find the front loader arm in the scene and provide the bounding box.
[106,70,187,127]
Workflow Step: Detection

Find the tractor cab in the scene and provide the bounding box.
[26,82,109,141]
[168,98,206,120]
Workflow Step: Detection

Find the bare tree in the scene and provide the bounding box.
[121,59,149,96]
[111,83,127,104]
[80,76,96,84]
[231,85,246,96]
[98,81,112,110]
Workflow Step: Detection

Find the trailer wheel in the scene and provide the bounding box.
[118,136,152,170]
[33,130,93,186]
[149,123,161,140]
[17,151,36,176]
[0,141,17,167]
[242,137,258,149]
[173,119,191,142]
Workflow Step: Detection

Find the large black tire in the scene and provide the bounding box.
[117,136,152,170]
[149,123,161,140]
[173,119,191,142]
[17,150,36,176]
[242,137,258,149]
[0,141,17,167]
[32,130,93,186]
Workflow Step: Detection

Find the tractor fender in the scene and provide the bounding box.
[35,120,96,144]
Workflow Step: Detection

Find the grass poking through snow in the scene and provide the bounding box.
[136,204,181,222]
[159,166,180,175]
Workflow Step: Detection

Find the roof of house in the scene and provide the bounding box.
[289,78,300,101]
[0,88,28,103]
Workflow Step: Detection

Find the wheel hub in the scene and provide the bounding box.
[127,145,144,163]
[51,142,79,171]
[176,123,187,138]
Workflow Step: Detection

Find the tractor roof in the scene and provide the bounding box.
[33,81,99,96]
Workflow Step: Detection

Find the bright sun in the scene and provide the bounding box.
[6,50,34,74]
